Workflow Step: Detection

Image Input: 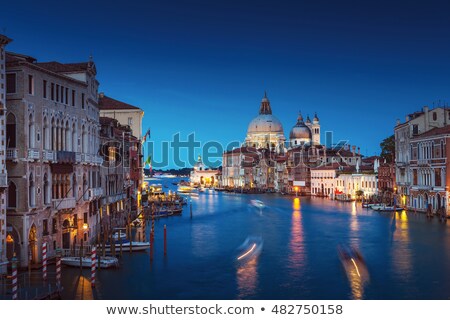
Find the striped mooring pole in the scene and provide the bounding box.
[56,248,62,291]
[42,242,47,282]
[11,253,18,300]
[91,246,96,288]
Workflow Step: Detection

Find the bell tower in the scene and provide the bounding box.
[312,112,321,145]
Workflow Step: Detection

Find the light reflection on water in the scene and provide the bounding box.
[59,180,450,299]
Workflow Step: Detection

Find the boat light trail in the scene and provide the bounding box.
[238,243,257,260]
[351,258,361,277]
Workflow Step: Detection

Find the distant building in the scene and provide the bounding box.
[190,155,219,187]
[222,93,323,193]
[378,160,396,194]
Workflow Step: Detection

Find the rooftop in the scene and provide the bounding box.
[99,94,142,111]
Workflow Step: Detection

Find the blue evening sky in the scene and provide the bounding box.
[2,0,450,168]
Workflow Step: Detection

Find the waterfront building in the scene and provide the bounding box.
[310,157,378,199]
[99,96,144,213]
[99,93,144,138]
[190,155,219,187]
[395,106,450,207]
[0,34,12,275]
[378,160,396,195]
[5,51,102,267]
[99,117,135,231]
[408,125,450,215]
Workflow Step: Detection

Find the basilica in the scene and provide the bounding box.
[221,93,361,194]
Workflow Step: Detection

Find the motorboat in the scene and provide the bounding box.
[155,206,182,217]
[61,256,119,268]
[104,241,151,253]
[235,236,263,264]
[178,185,194,193]
[250,199,265,209]
[112,230,127,241]
[378,205,403,212]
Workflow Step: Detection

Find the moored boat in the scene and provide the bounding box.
[61,256,119,268]
[104,241,150,253]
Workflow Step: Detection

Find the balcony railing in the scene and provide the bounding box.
[6,148,18,161]
[93,155,103,165]
[52,197,76,210]
[27,149,40,160]
[82,154,92,163]
[88,187,104,200]
[76,152,82,163]
[0,172,7,188]
[43,150,56,162]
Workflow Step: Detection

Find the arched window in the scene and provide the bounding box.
[72,122,77,153]
[433,112,437,121]
[83,174,88,200]
[28,113,35,148]
[65,120,71,151]
[7,181,17,208]
[29,173,36,207]
[43,116,50,150]
[43,173,50,205]
[6,113,16,148]
[72,173,78,199]
[82,125,87,153]
[51,117,56,150]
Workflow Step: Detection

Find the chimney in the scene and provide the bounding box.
[99,92,105,98]
[423,106,429,112]
[352,145,356,156]
[406,116,410,122]
[357,147,361,156]
[396,119,400,126]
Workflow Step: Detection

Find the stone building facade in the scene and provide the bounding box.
[395,106,450,207]
[5,52,102,267]
[0,34,12,274]
[408,125,450,214]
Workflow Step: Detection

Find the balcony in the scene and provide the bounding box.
[52,197,76,210]
[57,151,76,164]
[75,152,82,163]
[6,148,18,161]
[27,148,40,160]
[91,155,103,166]
[417,159,430,166]
[0,172,7,188]
[42,150,56,162]
[88,187,104,200]
[82,153,92,163]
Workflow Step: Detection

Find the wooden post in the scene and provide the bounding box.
[119,229,123,256]
[11,253,18,300]
[56,249,62,291]
[91,246,96,288]
[42,242,48,282]
[80,239,84,271]
[164,225,167,256]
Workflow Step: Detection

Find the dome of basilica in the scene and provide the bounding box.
[289,113,312,144]
[247,114,284,134]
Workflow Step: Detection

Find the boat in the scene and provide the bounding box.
[61,256,119,268]
[178,185,194,193]
[149,184,164,195]
[104,241,151,253]
[250,199,265,209]
[155,206,182,217]
[378,205,403,212]
[235,236,263,264]
[112,231,127,241]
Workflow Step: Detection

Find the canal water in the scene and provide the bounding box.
[61,178,450,300]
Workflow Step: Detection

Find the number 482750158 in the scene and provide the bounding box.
[271,304,343,315]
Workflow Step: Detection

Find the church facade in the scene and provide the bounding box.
[222,93,323,194]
